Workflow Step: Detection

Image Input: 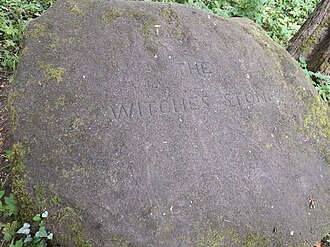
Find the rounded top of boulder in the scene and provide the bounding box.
[11,0,330,246]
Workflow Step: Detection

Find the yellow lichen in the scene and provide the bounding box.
[49,36,73,49]
[160,7,178,21]
[111,234,137,247]
[70,117,83,130]
[227,229,240,244]
[39,61,65,84]
[173,24,184,40]
[287,241,310,247]
[62,169,69,179]
[141,20,156,38]
[65,0,84,18]
[20,47,30,58]
[102,9,122,24]
[9,143,34,222]
[144,43,157,56]
[25,24,48,39]
[303,96,330,139]
[57,94,76,106]
[7,89,21,132]
[160,6,184,40]
[244,234,270,247]
[198,229,225,247]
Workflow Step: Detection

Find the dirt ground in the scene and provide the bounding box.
[0,72,12,192]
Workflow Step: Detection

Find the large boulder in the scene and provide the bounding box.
[10,0,330,246]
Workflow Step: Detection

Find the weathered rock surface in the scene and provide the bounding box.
[10,0,330,246]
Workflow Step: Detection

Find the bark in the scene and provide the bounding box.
[287,0,330,75]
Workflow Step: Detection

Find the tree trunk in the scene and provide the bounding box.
[287,0,330,75]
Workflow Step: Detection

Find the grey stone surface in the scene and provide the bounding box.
[11,0,330,246]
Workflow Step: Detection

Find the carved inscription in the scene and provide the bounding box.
[108,90,275,121]
[177,62,212,75]
[110,95,210,120]
[223,91,273,107]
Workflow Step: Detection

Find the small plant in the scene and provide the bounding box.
[159,0,320,45]
[0,191,53,246]
[0,190,19,245]
[321,233,330,247]
[16,211,53,247]
[0,0,53,72]
[299,56,330,103]
[0,190,17,217]
[4,150,14,161]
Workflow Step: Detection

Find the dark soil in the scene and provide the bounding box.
[0,71,13,246]
[0,71,13,192]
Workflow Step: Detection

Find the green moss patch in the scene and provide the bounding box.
[9,143,34,222]
[194,228,273,247]
[300,19,329,54]
[52,206,92,247]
